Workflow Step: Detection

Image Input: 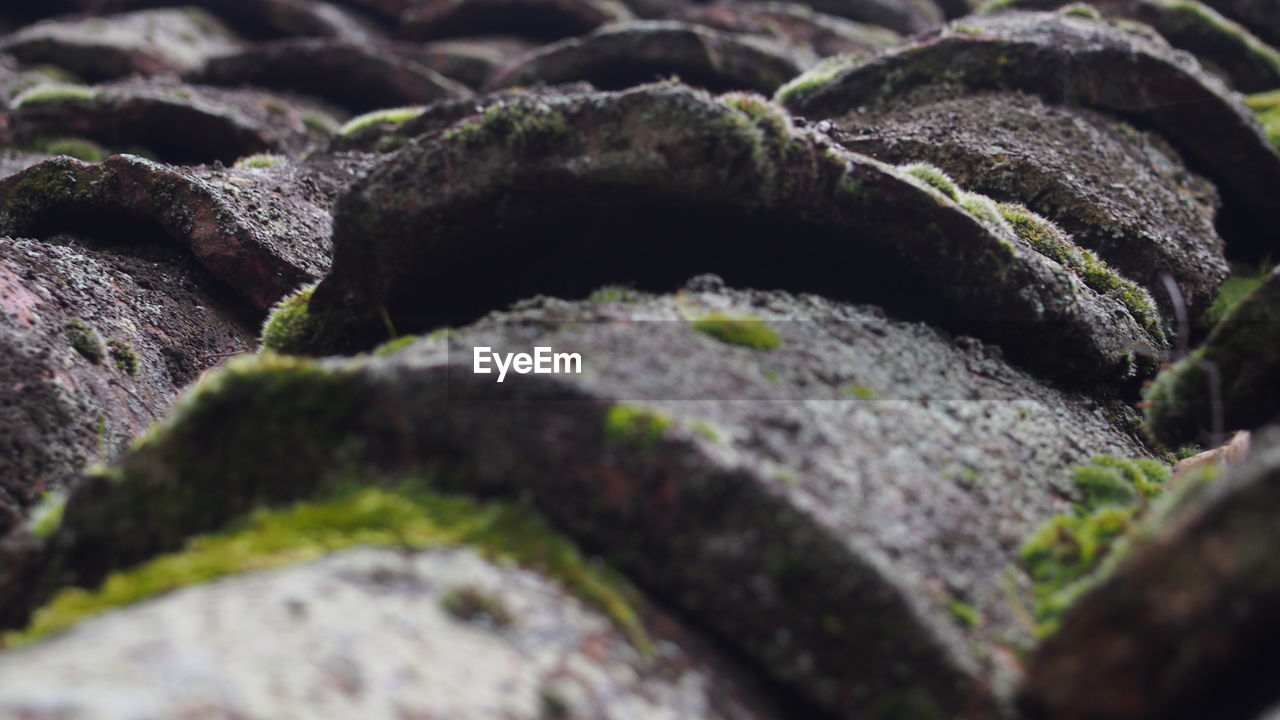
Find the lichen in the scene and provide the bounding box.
[107,340,140,375]
[1018,456,1172,636]
[999,203,1164,340]
[604,405,672,451]
[6,485,651,656]
[11,83,97,109]
[692,313,782,349]
[233,153,287,170]
[338,106,425,137]
[64,318,104,364]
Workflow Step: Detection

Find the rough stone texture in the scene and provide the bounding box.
[0,57,85,113]
[984,0,1280,93]
[0,152,380,309]
[98,0,384,42]
[396,37,538,87]
[779,11,1280,260]
[0,234,255,534]
[830,89,1228,321]
[669,2,903,57]
[7,76,342,164]
[192,37,473,113]
[487,20,814,93]
[1144,264,1280,448]
[1020,427,1280,720]
[0,546,789,720]
[2,286,1153,718]
[1200,0,1280,47]
[0,8,243,83]
[314,82,1164,385]
[745,0,944,34]
[0,150,51,180]
[400,0,635,41]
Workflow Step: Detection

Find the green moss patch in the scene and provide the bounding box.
[999,203,1163,340]
[692,313,782,349]
[11,83,97,109]
[7,485,650,655]
[442,101,568,154]
[1247,90,1280,149]
[64,318,105,364]
[35,137,105,163]
[1206,262,1272,326]
[773,54,866,107]
[233,153,287,170]
[899,163,961,201]
[338,106,425,137]
[1018,456,1172,636]
[107,340,140,375]
[588,285,638,304]
[442,586,515,628]
[604,405,672,451]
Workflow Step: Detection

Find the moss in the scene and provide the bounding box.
[690,420,722,443]
[442,100,568,154]
[999,203,1164,340]
[107,340,139,375]
[846,385,882,400]
[898,163,961,201]
[1246,90,1280,150]
[6,485,651,656]
[302,114,337,135]
[338,106,425,137]
[773,54,866,107]
[29,491,66,541]
[65,318,104,364]
[1018,455,1173,635]
[958,192,1012,233]
[261,282,376,357]
[948,601,982,628]
[1206,263,1271,326]
[233,153,287,170]
[442,586,514,628]
[36,138,105,163]
[719,91,794,137]
[604,404,672,451]
[1061,3,1102,19]
[588,285,637,304]
[11,83,97,109]
[371,335,420,357]
[692,313,782,349]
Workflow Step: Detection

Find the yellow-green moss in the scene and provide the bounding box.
[948,601,982,628]
[899,163,962,201]
[37,137,105,163]
[7,485,650,655]
[371,334,420,357]
[1206,263,1271,325]
[442,100,568,154]
[692,313,782,349]
[588,285,638,304]
[338,106,425,136]
[773,55,866,107]
[65,318,104,364]
[233,153,287,170]
[1018,456,1172,635]
[846,385,882,400]
[1061,3,1102,19]
[29,491,67,541]
[260,282,321,355]
[604,404,672,451]
[1247,90,1280,149]
[999,203,1163,340]
[12,83,97,109]
[107,340,139,375]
